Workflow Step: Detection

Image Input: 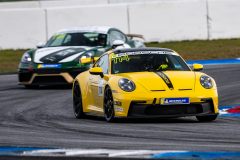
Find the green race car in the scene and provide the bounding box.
[18,26,145,88]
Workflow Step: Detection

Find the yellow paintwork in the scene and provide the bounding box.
[89,67,103,73]
[193,64,203,71]
[73,50,218,117]
[81,57,99,64]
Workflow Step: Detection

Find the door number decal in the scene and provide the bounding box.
[98,79,104,97]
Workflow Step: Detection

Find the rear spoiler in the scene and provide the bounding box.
[126,34,145,40]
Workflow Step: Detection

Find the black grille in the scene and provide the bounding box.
[36,69,60,74]
[145,104,203,115]
[18,70,33,82]
[32,76,68,84]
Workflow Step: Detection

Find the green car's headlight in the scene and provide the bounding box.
[200,75,213,89]
[118,78,135,92]
[21,52,31,63]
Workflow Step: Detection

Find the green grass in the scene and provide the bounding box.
[0,49,29,73]
[145,39,240,61]
[1,39,240,73]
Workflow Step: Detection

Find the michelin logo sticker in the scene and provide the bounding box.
[161,97,190,105]
[38,64,61,68]
[98,79,104,97]
[115,107,123,112]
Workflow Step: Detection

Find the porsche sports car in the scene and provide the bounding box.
[18,26,145,88]
[72,48,219,122]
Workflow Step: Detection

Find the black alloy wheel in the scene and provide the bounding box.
[196,115,218,122]
[104,86,115,122]
[73,82,85,119]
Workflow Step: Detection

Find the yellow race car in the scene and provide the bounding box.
[72,48,218,122]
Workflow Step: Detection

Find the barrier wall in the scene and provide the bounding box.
[40,0,108,8]
[0,1,39,9]
[0,9,46,49]
[208,0,240,39]
[0,0,240,49]
[0,0,108,9]
[0,0,190,9]
[46,4,129,38]
[128,1,208,42]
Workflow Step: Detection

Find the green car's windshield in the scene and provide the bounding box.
[45,33,107,47]
[111,52,190,74]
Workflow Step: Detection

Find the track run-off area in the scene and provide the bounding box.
[0,62,240,159]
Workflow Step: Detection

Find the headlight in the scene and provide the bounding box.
[75,51,95,62]
[21,52,31,63]
[118,78,135,92]
[200,75,213,89]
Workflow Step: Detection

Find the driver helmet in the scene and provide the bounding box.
[98,34,107,46]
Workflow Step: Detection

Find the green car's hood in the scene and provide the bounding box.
[34,46,97,64]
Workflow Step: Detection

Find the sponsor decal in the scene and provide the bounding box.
[52,33,66,40]
[37,64,61,68]
[39,48,85,63]
[56,26,111,35]
[114,107,123,112]
[98,79,104,97]
[112,55,130,64]
[157,64,168,70]
[160,97,190,105]
[111,51,178,59]
[111,90,118,93]
[155,72,174,90]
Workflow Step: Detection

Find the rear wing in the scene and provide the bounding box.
[126,34,145,41]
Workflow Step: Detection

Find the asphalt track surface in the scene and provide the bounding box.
[0,64,240,153]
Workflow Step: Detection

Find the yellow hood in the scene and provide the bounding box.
[120,71,195,92]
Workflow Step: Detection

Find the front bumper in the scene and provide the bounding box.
[112,90,218,118]
[18,68,87,85]
[127,100,217,118]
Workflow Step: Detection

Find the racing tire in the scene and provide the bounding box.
[103,86,115,122]
[196,115,218,122]
[24,85,39,89]
[73,81,85,119]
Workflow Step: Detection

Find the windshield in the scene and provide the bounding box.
[111,51,190,74]
[45,33,107,47]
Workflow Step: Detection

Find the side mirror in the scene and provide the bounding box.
[112,40,124,49]
[36,42,44,48]
[89,67,104,78]
[193,64,203,71]
[79,57,99,67]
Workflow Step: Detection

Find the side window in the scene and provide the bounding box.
[96,55,109,74]
[109,31,126,46]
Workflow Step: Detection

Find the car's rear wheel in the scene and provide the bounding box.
[196,115,218,122]
[73,81,85,119]
[24,85,39,89]
[103,86,115,122]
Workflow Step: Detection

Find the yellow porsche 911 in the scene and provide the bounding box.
[72,48,218,122]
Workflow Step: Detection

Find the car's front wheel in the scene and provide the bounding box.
[103,86,115,122]
[196,115,218,122]
[73,81,85,119]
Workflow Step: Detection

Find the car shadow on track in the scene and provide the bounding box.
[22,85,73,90]
[114,117,201,123]
[81,115,205,123]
